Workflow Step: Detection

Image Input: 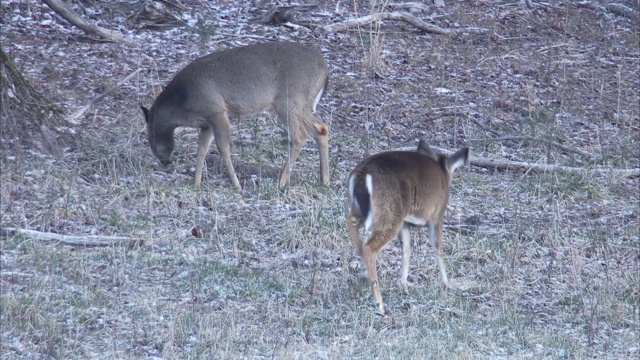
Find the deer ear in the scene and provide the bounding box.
[141,106,150,123]
[417,139,437,159]
[448,148,470,173]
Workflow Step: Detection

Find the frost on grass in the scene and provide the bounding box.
[1,0,638,359]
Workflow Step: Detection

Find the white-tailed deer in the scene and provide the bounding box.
[141,42,330,190]
[346,140,469,315]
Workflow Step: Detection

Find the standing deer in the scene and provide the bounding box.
[346,140,469,315]
[141,42,330,190]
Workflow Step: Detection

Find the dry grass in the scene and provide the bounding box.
[2,1,639,359]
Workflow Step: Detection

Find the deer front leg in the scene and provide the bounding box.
[278,118,308,188]
[399,225,412,292]
[194,126,214,187]
[209,114,241,190]
[312,122,330,186]
[429,222,450,288]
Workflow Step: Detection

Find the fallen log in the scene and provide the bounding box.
[1,227,143,247]
[395,146,640,178]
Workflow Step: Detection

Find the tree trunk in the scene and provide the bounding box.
[0,44,67,156]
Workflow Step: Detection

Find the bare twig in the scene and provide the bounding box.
[42,0,135,44]
[257,5,318,25]
[388,2,431,12]
[467,115,501,137]
[1,227,143,247]
[207,34,274,46]
[322,11,451,35]
[68,68,143,123]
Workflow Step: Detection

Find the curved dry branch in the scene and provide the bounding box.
[42,0,135,44]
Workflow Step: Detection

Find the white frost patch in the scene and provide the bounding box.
[434,87,453,94]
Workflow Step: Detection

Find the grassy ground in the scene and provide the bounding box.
[1,1,638,359]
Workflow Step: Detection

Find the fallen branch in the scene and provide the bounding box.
[322,11,451,35]
[606,3,639,22]
[465,154,639,177]
[396,146,640,178]
[1,271,35,278]
[466,135,595,160]
[1,227,143,247]
[42,0,135,44]
[68,68,143,123]
[578,1,639,22]
[389,2,432,12]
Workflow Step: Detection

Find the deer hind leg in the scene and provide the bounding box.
[362,227,400,315]
[277,109,309,188]
[429,222,450,287]
[361,242,384,315]
[194,126,214,187]
[304,113,330,186]
[399,224,412,292]
[346,212,368,285]
[346,213,363,258]
[209,113,241,190]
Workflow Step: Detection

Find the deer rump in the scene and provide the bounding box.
[348,151,450,233]
[346,141,469,315]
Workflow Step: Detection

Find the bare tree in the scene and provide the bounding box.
[0,45,69,156]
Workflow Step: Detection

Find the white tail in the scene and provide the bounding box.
[346,140,469,314]
[141,42,330,190]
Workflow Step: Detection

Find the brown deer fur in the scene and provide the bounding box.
[346,140,469,314]
[141,42,330,190]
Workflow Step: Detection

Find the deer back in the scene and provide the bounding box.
[142,42,329,166]
[154,42,328,120]
[348,144,469,230]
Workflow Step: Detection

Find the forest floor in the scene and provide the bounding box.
[1,0,639,359]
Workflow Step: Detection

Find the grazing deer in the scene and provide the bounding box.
[141,42,330,190]
[346,140,469,315]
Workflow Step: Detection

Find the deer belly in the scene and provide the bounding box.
[404,214,427,226]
